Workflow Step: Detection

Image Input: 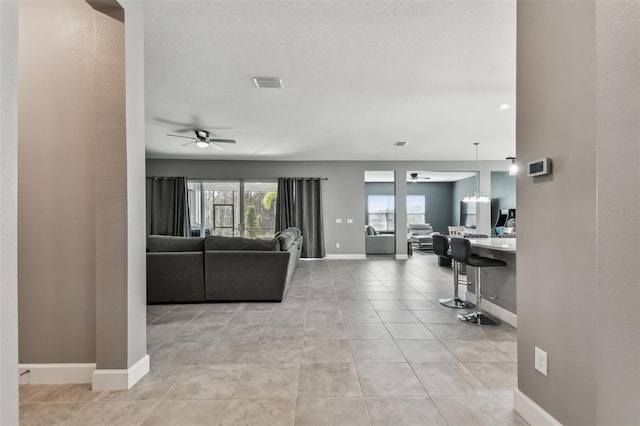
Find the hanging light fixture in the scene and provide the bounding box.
[463,142,490,203]
[506,156,517,176]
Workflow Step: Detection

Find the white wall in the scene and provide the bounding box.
[0,1,19,424]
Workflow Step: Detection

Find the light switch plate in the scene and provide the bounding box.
[336,218,342,224]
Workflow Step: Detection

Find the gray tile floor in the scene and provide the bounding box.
[20,255,526,425]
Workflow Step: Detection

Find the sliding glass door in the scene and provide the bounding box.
[188,180,277,238]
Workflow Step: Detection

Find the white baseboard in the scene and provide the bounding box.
[92,354,150,391]
[325,254,367,260]
[18,363,96,385]
[395,254,409,260]
[466,293,517,328]
[514,389,563,426]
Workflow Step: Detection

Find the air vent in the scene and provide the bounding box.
[253,77,283,89]
[394,141,408,147]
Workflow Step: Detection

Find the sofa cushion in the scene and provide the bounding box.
[205,236,280,251]
[147,235,204,252]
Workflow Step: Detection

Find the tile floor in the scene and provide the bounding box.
[19,254,526,425]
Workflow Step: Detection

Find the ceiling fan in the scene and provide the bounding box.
[408,172,431,182]
[166,130,236,150]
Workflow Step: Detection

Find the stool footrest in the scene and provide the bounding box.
[457,311,501,326]
[439,297,475,309]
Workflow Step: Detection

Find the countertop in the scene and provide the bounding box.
[467,237,516,253]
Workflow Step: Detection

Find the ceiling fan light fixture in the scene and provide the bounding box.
[196,140,209,148]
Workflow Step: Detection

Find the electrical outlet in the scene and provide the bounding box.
[336,218,342,224]
[535,346,548,376]
[347,218,353,224]
[336,243,340,248]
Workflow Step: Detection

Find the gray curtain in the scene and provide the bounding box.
[149,177,191,236]
[276,178,325,258]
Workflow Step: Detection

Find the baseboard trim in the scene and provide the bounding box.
[467,294,517,327]
[395,254,409,260]
[325,254,367,260]
[92,354,150,391]
[18,363,96,385]
[514,389,563,426]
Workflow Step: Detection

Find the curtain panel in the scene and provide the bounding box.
[276,178,326,258]
[149,177,191,237]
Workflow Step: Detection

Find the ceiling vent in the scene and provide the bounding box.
[253,77,283,89]
[394,141,408,147]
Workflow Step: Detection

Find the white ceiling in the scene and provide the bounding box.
[144,1,516,161]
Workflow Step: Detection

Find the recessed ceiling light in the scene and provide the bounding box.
[253,77,283,89]
[498,104,511,110]
[394,141,408,147]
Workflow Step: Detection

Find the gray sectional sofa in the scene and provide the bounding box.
[146,227,303,304]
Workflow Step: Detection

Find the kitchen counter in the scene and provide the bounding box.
[468,237,516,253]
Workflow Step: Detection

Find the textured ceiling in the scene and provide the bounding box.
[144,0,516,161]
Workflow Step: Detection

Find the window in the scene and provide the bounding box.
[368,195,395,231]
[188,180,277,238]
[407,195,426,225]
[243,181,278,238]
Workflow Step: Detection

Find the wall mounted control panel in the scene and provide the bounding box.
[527,158,551,177]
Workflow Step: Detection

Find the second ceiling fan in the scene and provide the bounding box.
[167,130,236,150]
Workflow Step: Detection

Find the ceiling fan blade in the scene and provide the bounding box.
[181,141,196,146]
[210,143,224,151]
[208,138,236,144]
[166,134,197,140]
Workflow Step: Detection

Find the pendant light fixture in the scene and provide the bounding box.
[506,156,517,176]
[463,142,490,203]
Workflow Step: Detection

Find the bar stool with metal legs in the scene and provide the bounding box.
[450,237,505,326]
[433,234,474,309]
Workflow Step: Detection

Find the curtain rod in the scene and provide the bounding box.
[147,176,328,181]
[285,177,328,181]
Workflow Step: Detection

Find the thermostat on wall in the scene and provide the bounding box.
[527,158,551,177]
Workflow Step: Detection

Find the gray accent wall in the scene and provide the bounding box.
[408,182,453,234]
[451,176,476,226]
[517,1,639,424]
[147,160,508,255]
[490,171,516,227]
[0,1,19,424]
[364,182,453,234]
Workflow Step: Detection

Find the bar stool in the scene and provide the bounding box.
[433,235,474,309]
[450,237,505,326]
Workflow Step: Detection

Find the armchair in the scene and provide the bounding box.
[409,224,437,251]
[365,225,395,254]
